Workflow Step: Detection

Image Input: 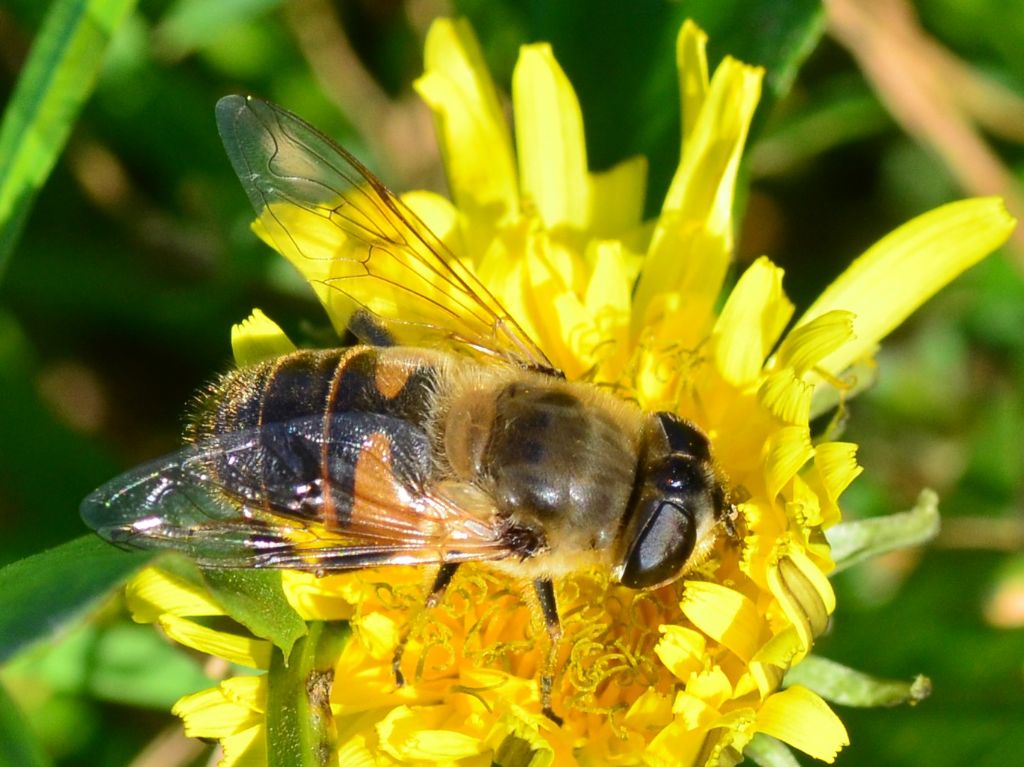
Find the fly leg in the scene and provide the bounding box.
[344,308,395,347]
[393,562,460,687]
[533,577,564,725]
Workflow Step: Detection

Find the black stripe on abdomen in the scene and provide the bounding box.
[259,349,343,427]
[326,348,436,427]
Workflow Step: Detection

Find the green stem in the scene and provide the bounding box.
[266,621,350,767]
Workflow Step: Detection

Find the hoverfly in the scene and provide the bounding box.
[82,96,732,722]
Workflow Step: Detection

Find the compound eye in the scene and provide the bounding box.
[620,499,697,590]
[652,455,704,493]
[655,412,711,461]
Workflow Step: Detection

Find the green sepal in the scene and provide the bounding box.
[202,568,308,658]
[828,489,940,573]
[492,733,552,767]
[784,654,932,708]
[745,733,801,767]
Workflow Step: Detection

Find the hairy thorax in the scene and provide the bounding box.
[440,362,644,576]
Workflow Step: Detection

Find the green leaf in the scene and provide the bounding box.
[828,489,941,573]
[784,655,933,708]
[0,536,149,663]
[0,680,51,767]
[0,0,137,274]
[203,569,307,657]
[155,0,282,58]
[686,0,825,117]
[3,621,213,709]
[87,622,214,707]
[267,621,350,767]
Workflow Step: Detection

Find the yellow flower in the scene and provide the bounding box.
[129,17,1015,767]
[127,568,271,765]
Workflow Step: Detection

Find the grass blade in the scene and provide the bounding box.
[0,0,137,274]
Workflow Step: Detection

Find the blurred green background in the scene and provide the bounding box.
[1,1,1022,765]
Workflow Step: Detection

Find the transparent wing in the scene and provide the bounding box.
[81,413,512,570]
[216,94,554,371]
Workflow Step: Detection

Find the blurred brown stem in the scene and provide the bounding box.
[826,0,1024,264]
[128,725,206,767]
[934,516,1024,552]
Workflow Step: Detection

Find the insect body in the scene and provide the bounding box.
[81,96,732,722]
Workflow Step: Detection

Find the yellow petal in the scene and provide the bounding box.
[671,689,719,728]
[377,705,485,762]
[790,547,836,614]
[353,611,399,659]
[797,197,1016,378]
[655,624,708,681]
[483,705,556,766]
[334,733,377,767]
[587,155,648,238]
[748,627,804,698]
[707,710,758,761]
[580,240,640,379]
[788,474,829,530]
[664,57,762,216]
[814,442,863,507]
[400,189,462,256]
[634,222,725,349]
[633,56,762,336]
[584,239,637,318]
[764,425,814,500]
[768,552,835,653]
[513,43,589,230]
[220,725,267,767]
[755,685,849,762]
[758,369,813,425]
[250,204,345,332]
[775,310,855,378]
[517,235,590,377]
[683,666,734,708]
[126,567,224,623]
[623,688,674,730]
[647,715,713,767]
[477,228,553,363]
[415,17,519,241]
[680,581,763,662]
[677,20,710,146]
[535,230,586,296]
[712,257,794,385]
[159,615,271,669]
[173,687,247,739]
[173,676,266,739]
[231,308,296,368]
[181,677,267,767]
[280,571,355,622]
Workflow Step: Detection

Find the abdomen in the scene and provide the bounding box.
[189,346,443,439]
[188,347,445,526]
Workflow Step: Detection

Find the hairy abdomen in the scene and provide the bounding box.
[188,347,443,527]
